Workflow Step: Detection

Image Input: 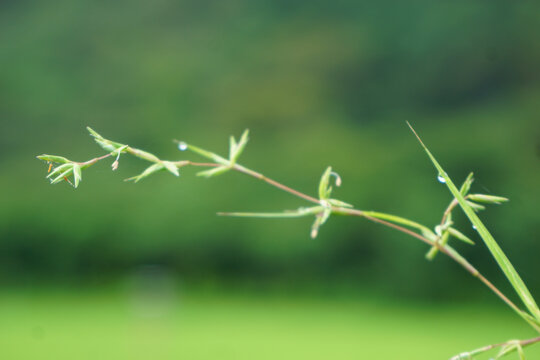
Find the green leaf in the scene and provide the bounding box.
[50,166,74,184]
[125,163,164,183]
[230,129,249,163]
[229,136,237,160]
[466,200,486,212]
[36,154,71,164]
[311,208,332,239]
[363,211,433,235]
[460,172,474,196]
[87,127,127,153]
[125,147,161,163]
[448,227,475,245]
[517,344,525,360]
[197,166,230,178]
[328,198,354,208]
[46,163,71,179]
[318,166,333,200]
[187,143,229,166]
[516,344,525,360]
[468,194,509,205]
[218,206,322,218]
[224,207,333,239]
[408,122,540,322]
[496,342,524,360]
[72,164,82,188]
[162,161,180,177]
[86,126,102,139]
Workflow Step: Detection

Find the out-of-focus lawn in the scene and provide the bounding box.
[0,289,538,360]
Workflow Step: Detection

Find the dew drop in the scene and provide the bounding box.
[472,225,477,230]
[178,142,188,151]
[437,174,446,183]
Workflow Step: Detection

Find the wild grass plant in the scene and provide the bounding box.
[37,125,540,359]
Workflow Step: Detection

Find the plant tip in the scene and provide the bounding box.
[331,171,342,187]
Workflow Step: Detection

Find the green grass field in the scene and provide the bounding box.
[1,288,538,359]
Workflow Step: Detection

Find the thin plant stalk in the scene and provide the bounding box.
[37,127,540,358]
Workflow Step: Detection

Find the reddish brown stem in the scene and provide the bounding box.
[339,208,523,317]
[75,143,536,332]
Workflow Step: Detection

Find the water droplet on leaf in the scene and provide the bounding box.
[437,174,446,183]
[178,142,188,151]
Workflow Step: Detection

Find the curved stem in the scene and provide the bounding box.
[221,163,537,332]
[77,153,112,168]
[452,335,540,359]
[233,164,321,204]
[440,198,458,228]
[61,140,539,333]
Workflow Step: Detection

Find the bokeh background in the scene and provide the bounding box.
[1,0,539,359]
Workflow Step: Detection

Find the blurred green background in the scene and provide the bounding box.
[1,0,539,358]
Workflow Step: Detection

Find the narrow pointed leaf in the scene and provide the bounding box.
[37,155,71,164]
[408,122,540,321]
[311,208,331,239]
[219,207,322,218]
[466,200,486,212]
[318,166,333,200]
[187,144,229,166]
[238,129,249,147]
[468,194,509,205]
[46,163,71,179]
[230,129,249,163]
[460,172,474,196]
[197,166,230,178]
[229,136,237,160]
[328,198,354,208]
[125,163,164,183]
[87,127,126,153]
[72,164,82,188]
[517,344,525,360]
[162,161,180,177]
[496,343,520,359]
[51,166,74,184]
[363,211,433,235]
[86,126,103,139]
[448,227,475,245]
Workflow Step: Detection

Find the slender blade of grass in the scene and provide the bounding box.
[362,211,434,235]
[407,122,540,321]
[459,172,474,196]
[218,206,323,218]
